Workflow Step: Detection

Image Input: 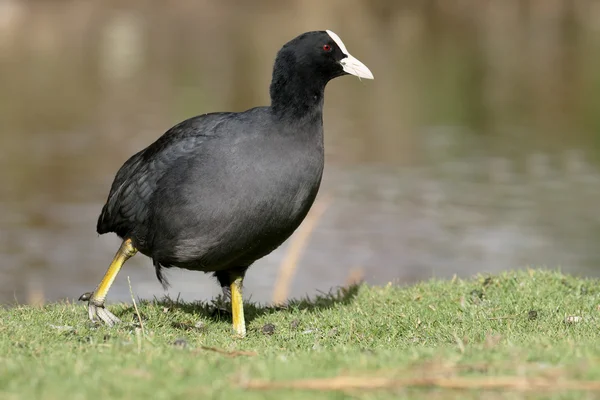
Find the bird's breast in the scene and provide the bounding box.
[234,136,324,237]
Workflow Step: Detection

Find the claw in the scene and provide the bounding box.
[80,292,120,326]
[78,292,93,302]
[94,304,121,326]
[87,301,121,326]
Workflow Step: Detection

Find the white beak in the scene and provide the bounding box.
[326,29,374,80]
[340,54,374,80]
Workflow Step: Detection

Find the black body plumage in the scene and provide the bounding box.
[96,31,365,290]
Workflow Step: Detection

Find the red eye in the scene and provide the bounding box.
[323,44,331,52]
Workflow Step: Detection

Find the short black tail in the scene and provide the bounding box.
[153,259,170,290]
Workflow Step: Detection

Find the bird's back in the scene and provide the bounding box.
[96,112,234,242]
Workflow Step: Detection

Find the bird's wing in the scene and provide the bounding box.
[96,112,233,238]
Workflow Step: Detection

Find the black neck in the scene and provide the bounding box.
[269,51,327,122]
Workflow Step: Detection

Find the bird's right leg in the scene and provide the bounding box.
[215,268,247,337]
[79,238,137,326]
[229,273,246,337]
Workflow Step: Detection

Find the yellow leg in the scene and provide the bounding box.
[230,276,246,337]
[79,239,137,326]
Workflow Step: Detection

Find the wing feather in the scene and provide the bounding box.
[96,113,231,238]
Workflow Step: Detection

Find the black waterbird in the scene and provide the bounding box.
[79,30,373,337]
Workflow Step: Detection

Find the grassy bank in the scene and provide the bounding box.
[2,269,600,399]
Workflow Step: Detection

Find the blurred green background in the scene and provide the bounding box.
[1,0,600,305]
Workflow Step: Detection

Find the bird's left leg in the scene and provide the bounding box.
[79,238,137,326]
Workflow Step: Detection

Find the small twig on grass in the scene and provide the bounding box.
[272,194,332,306]
[194,346,257,358]
[487,315,518,320]
[242,375,600,392]
[127,276,145,335]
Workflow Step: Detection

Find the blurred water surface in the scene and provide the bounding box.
[2,0,600,305]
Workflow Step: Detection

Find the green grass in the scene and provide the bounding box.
[2,269,600,399]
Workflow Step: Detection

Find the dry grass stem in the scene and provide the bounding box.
[487,315,518,320]
[127,276,145,336]
[195,346,258,358]
[344,267,365,287]
[243,375,600,392]
[272,194,332,305]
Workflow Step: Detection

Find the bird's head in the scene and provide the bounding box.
[275,30,374,83]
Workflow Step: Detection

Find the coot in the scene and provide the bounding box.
[79,30,373,337]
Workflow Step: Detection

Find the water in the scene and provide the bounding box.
[2,0,600,306]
